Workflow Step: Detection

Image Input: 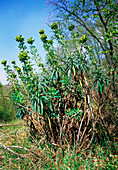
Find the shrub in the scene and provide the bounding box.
[0,83,16,122]
[1,22,117,151]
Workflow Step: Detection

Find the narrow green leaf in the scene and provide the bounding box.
[65,90,67,97]
[41,96,48,101]
[56,71,58,80]
[100,84,103,94]
[92,81,97,91]
[32,100,36,112]
[72,65,76,76]
[53,96,61,98]
[97,81,100,93]
[40,99,43,115]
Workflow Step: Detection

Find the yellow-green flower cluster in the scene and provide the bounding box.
[1,60,7,66]
[18,51,29,62]
[48,39,53,45]
[39,63,44,67]
[15,35,24,42]
[11,60,16,64]
[16,67,21,73]
[51,22,58,29]
[12,72,16,78]
[79,35,87,43]
[39,29,44,34]
[27,37,35,45]
[40,34,47,42]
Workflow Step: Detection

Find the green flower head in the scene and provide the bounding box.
[18,51,28,62]
[16,67,21,73]
[1,60,7,66]
[39,29,44,34]
[48,39,53,45]
[51,22,58,29]
[39,63,44,67]
[15,35,24,42]
[79,35,87,43]
[68,25,75,31]
[11,60,16,64]
[12,72,16,78]
[27,37,35,44]
[40,34,47,42]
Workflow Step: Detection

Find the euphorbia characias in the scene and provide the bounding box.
[1,22,98,149]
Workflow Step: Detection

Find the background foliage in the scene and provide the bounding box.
[0,82,16,122]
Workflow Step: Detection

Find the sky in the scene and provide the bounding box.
[0,0,52,85]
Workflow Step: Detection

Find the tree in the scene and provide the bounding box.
[47,0,118,90]
[0,82,15,122]
[46,0,118,141]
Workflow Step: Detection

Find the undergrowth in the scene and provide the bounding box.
[0,120,117,170]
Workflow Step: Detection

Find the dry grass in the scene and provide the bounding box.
[0,119,117,170]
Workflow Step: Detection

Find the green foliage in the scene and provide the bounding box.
[47,39,53,45]
[79,35,87,43]
[16,66,21,73]
[49,0,118,71]
[0,122,117,169]
[0,83,16,122]
[1,22,95,147]
[91,67,109,95]
[68,24,75,31]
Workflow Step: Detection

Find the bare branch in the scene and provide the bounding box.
[0,143,24,158]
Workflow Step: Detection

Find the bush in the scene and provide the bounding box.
[1,22,117,151]
[0,83,16,122]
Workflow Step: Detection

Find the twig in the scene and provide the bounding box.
[0,143,24,158]
[0,150,4,155]
[82,106,95,151]
[7,145,40,157]
[0,124,25,128]
[0,144,41,158]
[79,109,91,145]
[47,115,55,144]
[77,109,89,143]
[9,158,12,170]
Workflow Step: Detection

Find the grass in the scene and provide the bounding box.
[0,119,118,169]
